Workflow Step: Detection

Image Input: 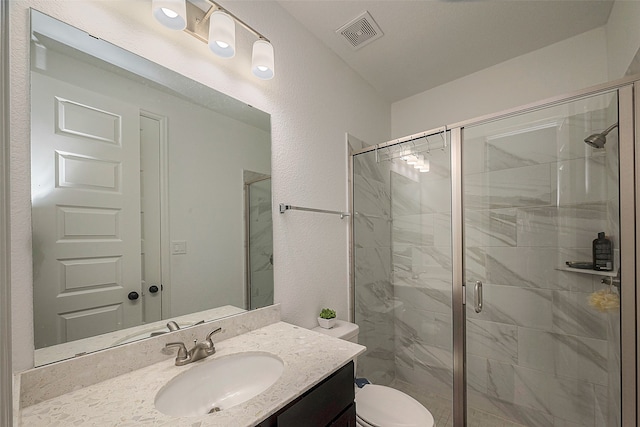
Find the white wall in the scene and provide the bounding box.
[166,96,271,315]
[9,0,390,372]
[391,28,609,137]
[606,0,640,80]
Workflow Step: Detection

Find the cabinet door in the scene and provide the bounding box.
[277,362,354,427]
[329,403,356,427]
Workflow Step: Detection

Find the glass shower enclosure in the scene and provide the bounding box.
[352,82,636,426]
[244,173,273,310]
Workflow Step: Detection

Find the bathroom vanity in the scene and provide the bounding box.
[258,362,355,427]
[15,307,365,426]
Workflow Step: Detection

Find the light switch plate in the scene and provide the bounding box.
[171,241,187,255]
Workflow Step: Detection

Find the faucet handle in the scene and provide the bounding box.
[165,342,189,363]
[204,327,223,352]
[206,327,222,342]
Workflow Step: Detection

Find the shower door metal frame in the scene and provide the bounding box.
[618,83,636,427]
[350,73,640,427]
[450,127,466,426]
[0,0,12,424]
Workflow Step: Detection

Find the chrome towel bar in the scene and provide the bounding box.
[279,203,350,219]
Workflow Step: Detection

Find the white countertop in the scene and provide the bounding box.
[19,321,366,426]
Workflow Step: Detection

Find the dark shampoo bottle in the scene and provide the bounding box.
[593,232,613,271]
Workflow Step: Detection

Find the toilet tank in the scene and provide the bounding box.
[312,320,359,343]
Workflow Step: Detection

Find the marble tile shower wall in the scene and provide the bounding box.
[354,109,620,426]
[461,118,620,427]
[248,179,274,309]
[391,148,454,403]
[353,152,396,385]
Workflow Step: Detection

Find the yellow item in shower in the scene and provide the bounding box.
[588,287,620,312]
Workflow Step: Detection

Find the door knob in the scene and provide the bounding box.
[149,285,159,293]
[128,291,140,300]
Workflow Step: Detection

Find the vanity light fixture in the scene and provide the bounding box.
[416,157,430,173]
[399,143,430,173]
[152,0,187,30]
[152,0,274,79]
[252,39,275,80]
[208,10,235,58]
[378,128,446,173]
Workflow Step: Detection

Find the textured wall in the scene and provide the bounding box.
[9,0,390,372]
[605,0,640,80]
[391,28,609,137]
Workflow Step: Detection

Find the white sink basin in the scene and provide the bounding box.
[155,352,284,417]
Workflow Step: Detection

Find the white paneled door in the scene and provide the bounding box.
[31,73,142,348]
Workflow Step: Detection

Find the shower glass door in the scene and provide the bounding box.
[245,176,273,310]
[462,90,621,426]
[352,132,454,426]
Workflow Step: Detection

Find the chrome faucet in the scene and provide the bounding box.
[165,327,223,366]
[166,320,181,332]
[151,320,206,337]
[150,321,182,337]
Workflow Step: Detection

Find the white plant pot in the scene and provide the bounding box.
[317,317,336,329]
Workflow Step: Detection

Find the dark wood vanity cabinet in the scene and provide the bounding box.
[257,361,355,427]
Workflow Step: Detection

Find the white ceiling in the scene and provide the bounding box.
[277,1,615,102]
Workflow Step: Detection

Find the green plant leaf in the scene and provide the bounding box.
[319,308,336,319]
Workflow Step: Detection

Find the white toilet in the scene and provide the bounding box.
[313,320,435,427]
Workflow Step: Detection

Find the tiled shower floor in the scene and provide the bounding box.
[389,379,527,427]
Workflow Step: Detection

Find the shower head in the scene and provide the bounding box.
[584,122,618,149]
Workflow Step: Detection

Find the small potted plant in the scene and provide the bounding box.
[318,308,337,329]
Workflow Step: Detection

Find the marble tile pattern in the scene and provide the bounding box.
[19,305,280,408]
[390,146,455,416]
[390,378,530,427]
[247,178,274,309]
[354,107,621,426]
[18,321,366,427]
[461,115,621,426]
[353,149,396,385]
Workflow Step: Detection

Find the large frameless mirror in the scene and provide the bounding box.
[30,9,273,366]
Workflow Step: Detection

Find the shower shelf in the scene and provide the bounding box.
[556,266,617,277]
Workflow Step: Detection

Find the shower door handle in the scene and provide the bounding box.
[474,281,483,313]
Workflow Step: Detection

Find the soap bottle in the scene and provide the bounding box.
[593,232,613,271]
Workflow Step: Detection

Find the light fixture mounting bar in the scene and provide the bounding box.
[184,0,269,44]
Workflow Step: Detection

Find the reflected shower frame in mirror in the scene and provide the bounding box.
[29,9,273,366]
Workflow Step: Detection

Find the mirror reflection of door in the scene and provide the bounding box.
[31,73,143,348]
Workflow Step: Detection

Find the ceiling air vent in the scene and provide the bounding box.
[336,11,383,50]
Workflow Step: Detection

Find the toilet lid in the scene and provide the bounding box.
[355,385,435,427]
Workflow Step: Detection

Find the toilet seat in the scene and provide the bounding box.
[354,384,435,427]
[355,414,377,427]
